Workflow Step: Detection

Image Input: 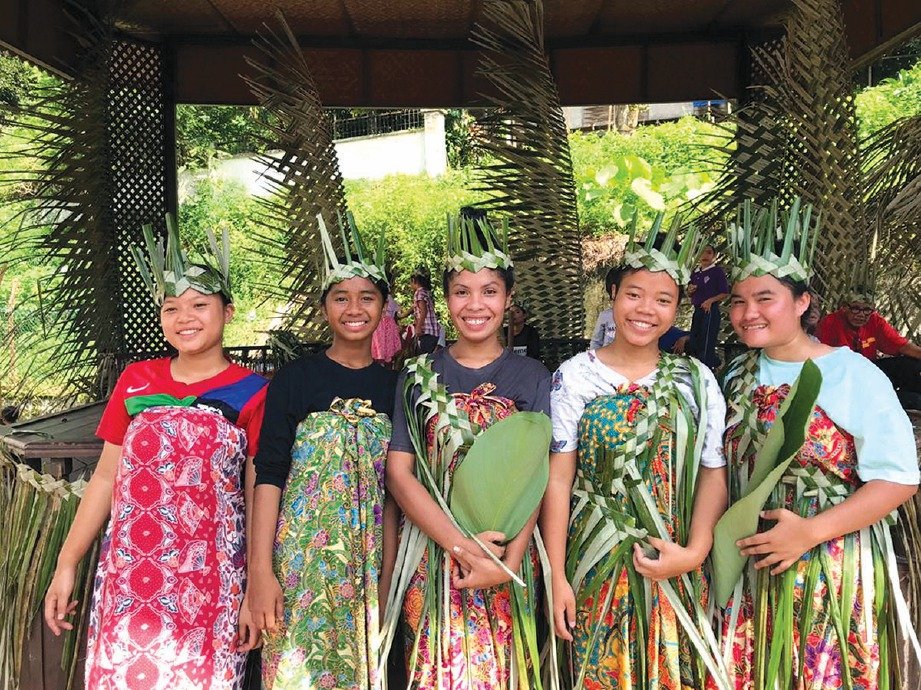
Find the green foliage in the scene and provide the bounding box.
[344,170,486,322]
[570,117,725,234]
[0,51,41,109]
[177,176,285,345]
[175,104,270,169]
[444,109,482,169]
[855,58,921,139]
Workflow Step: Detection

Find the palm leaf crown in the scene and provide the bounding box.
[445,213,513,273]
[130,213,232,304]
[726,197,821,284]
[623,212,703,286]
[319,211,388,290]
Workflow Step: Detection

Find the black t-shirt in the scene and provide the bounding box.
[389,347,551,454]
[511,324,541,360]
[254,352,398,488]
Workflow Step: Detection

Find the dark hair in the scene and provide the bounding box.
[604,266,623,297]
[610,264,684,301]
[774,275,812,328]
[410,271,432,291]
[319,269,390,304]
[442,265,515,295]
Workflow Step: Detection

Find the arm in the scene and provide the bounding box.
[539,450,578,639]
[386,449,508,589]
[738,479,917,575]
[44,441,121,635]
[633,466,728,580]
[247,483,285,631]
[380,494,399,615]
[236,455,260,650]
[899,341,921,359]
[701,292,729,313]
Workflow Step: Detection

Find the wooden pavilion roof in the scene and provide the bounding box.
[1,0,920,105]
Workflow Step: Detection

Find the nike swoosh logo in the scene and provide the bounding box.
[126,384,150,394]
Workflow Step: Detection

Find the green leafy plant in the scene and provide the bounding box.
[449,412,551,538]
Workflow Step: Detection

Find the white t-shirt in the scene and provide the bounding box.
[550,350,727,468]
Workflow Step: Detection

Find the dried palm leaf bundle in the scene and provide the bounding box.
[0,459,96,689]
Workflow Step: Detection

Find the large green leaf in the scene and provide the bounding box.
[449,412,551,539]
[712,359,822,606]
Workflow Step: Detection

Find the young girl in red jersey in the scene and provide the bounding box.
[44,217,267,690]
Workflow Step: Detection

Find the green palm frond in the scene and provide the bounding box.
[0,1,145,401]
[469,0,584,339]
[688,0,866,307]
[242,11,349,338]
[862,115,921,333]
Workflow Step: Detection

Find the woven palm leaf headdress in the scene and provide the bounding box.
[623,212,703,286]
[131,213,232,305]
[727,197,820,284]
[319,211,388,290]
[445,211,513,273]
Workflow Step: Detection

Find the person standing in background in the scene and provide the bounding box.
[508,301,541,360]
[687,244,729,368]
[589,267,622,349]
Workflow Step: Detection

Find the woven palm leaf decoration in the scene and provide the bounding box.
[469,0,584,341]
[691,0,866,308]
[319,211,388,290]
[861,115,921,333]
[243,12,349,338]
[623,212,703,286]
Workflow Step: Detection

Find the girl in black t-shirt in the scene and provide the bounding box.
[248,217,397,690]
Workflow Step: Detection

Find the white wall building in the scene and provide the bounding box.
[181,109,447,199]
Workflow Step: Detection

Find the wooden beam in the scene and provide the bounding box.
[0,0,78,78]
[173,38,743,106]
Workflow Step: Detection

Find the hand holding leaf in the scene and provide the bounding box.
[632,537,707,582]
[737,508,818,575]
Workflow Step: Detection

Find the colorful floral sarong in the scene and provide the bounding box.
[716,382,885,689]
[402,382,531,689]
[261,397,391,690]
[568,381,715,690]
[86,406,248,690]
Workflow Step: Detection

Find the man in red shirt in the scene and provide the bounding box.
[816,292,921,408]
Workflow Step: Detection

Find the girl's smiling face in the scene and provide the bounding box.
[322,276,384,342]
[728,274,810,349]
[445,269,511,345]
[160,289,233,356]
[611,269,679,349]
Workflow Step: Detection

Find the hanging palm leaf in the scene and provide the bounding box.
[242,12,350,339]
[689,0,868,308]
[470,0,584,340]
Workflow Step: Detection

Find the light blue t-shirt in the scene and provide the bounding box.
[758,347,919,485]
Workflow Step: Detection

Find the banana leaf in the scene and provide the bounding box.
[712,358,822,605]
[449,412,551,539]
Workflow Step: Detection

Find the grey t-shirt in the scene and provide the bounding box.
[389,348,552,453]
